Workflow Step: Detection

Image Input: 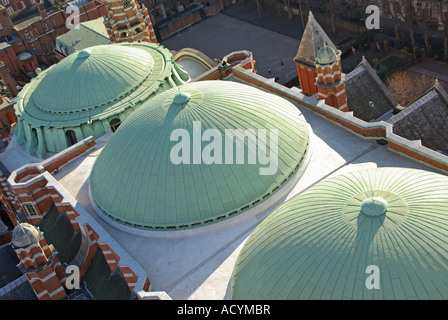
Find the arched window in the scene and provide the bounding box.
[66,130,77,146]
[109,118,121,133]
[31,128,38,142]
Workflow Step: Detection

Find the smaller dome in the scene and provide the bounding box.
[316,45,337,65]
[12,223,40,248]
[230,167,448,300]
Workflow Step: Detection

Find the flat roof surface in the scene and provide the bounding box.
[46,78,444,299]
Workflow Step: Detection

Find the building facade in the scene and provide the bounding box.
[103,0,157,43]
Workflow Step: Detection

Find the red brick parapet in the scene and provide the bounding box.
[229,64,448,174]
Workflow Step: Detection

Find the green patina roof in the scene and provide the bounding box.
[230,167,448,300]
[34,45,154,113]
[15,42,188,128]
[90,80,309,231]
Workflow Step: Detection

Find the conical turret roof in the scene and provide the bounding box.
[294,11,338,67]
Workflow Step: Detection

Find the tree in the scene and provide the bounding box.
[283,0,293,19]
[415,0,433,56]
[385,71,435,107]
[329,0,336,33]
[399,0,417,58]
[436,0,448,60]
[388,1,402,48]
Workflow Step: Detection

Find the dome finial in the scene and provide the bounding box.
[173,91,191,105]
[316,44,337,65]
[77,49,91,59]
[361,197,388,217]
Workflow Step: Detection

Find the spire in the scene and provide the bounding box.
[294,10,337,67]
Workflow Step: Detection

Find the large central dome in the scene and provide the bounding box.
[90,80,310,233]
[32,45,155,114]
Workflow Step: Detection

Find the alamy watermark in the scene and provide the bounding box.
[65,265,80,289]
[365,265,380,290]
[365,5,380,30]
[169,121,279,176]
[66,4,80,30]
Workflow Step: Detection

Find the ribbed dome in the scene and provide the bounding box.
[90,80,310,231]
[32,45,154,114]
[316,45,337,65]
[14,42,190,158]
[230,167,448,300]
[12,223,41,248]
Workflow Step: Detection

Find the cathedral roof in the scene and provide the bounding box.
[230,167,448,299]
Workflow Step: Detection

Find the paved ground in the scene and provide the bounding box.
[162,13,301,84]
[406,59,448,92]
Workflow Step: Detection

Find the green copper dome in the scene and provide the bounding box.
[90,80,309,231]
[14,42,189,158]
[230,167,448,300]
[31,45,154,114]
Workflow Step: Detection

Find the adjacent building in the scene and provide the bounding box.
[103,0,157,44]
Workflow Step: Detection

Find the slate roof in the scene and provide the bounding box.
[37,204,81,264]
[0,278,37,300]
[388,80,448,155]
[0,243,21,289]
[294,11,338,67]
[81,248,137,300]
[345,57,399,122]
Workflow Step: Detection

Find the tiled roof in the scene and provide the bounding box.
[0,277,37,300]
[0,243,21,289]
[10,0,58,31]
[81,248,136,300]
[37,204,81,264]
[345,58,399,122]
[388,81,448,154]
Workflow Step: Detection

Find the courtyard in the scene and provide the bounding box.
[161,13,301,84]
